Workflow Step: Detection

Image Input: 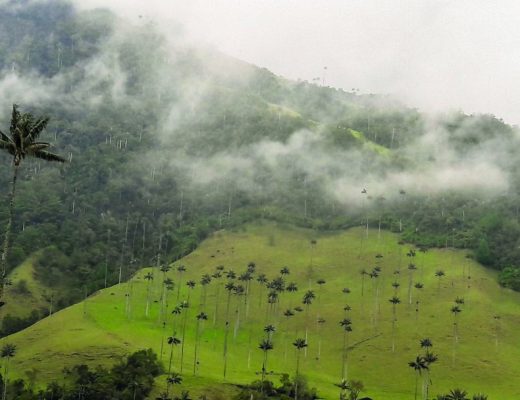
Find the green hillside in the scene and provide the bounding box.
[2,223,519,399]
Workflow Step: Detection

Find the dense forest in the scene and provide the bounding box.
[1,0,520,325]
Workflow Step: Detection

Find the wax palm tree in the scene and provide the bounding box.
[280,267,290,276]
[144,272,154,317]
[414,282,424,321]
[444,389,469,400]
[408,356,428,400]
[451,305,462,365]
[212,270,223,326]
[435,270,445,292]
[186,280,196,302]
[389,296,401,352]
[193,312,208,375]
[167,336,181,374]
[292,338,307,400]
[175,390,191,400]
[264,324,276,340]
[283,309,295,361]
[339,318,352,380]
[258,339,274,385]
[257,273,268,307]
[222,282,235,379]
[1,343,16,400]
[166,372,182,398]
[392,281,400,295]
[179,300,190,373]
[176,265,187,300]
[233,284,245,339]
[315,317,325,356]
[359,269,368,297]
[423,350,438,400]
[0,105,65,296]
[407,263,417,305]
[199,274,211,310]
[302,290,315,357]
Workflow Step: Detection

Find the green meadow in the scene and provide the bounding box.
[2,222,519,399]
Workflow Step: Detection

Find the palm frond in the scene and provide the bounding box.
[27,116,50,140]
[31,150,67,163]
[26,142,51,153]
[9,104,20,136]
[0,130,12,143]
[0,139,15,154]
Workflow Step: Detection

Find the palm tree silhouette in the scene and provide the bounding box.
[179,300,190,373]
[292,338,308,400]
[408,356,428,400]
[193,312,208,375]
[444,388,469,400]
[256,273,268,308]
[407,263,417,305]
[264,324,276,340]
[389,296,401,352]
[258,338,274,386]
[302,290,315,357]
[435,270,445,292]
[211,270,223,326]
[144,272,154,317]
[423,350,438,400]
[451,305,462,365]
[1,343,16,400]
[167,336,181,374]
[414,283,424,321]
[222,282,235,379]
[339,318,352,380]
[176,265,187,300]
[199,274,211,310]
[0,105,65,298]
[283,309,295,361]
[316,317,326,359]
[166,372,182,398]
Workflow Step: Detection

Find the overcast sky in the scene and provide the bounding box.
[80,0,520,124]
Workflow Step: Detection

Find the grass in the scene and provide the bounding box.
[1,221,519,399]
[2,251,50,318]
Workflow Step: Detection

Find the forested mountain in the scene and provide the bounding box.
[1,0,520,322]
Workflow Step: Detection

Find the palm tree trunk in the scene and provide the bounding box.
[414,372,419,400]
[295,351,301,400]
[392,305,396,352]
[1,164,19,295]
[2,357,9,400]
[223,292,232,379]
[180,308,189,373]
[193,320,200,375]
[341,330,346,379]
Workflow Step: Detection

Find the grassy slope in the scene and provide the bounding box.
[2,222,519,399]
[2,252,50,319]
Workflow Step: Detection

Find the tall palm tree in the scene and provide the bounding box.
[0,105,65,298]
[435,270,445,292]
[1,343,16,400]
[222,282,235,379]
[167,336,181,374]
[280,266,290,277]
[264,324,276,340]
[339,318,352,380]
[233,284,245,339]
[423,350,438,400]
[444,389,469,400]
[211,270,223,326]
[292,338,308,400]
[199,274,211,310]
[193,311,208,375]
[407,263,417,305]
[414,283,424,321]
[179,300,190,373]
[389,296,401,352]
[166,372,182,399]
[408,356,428,400]
[256,273,268,307]
[451,305,462,365]
[359,269,368,297]
[176,265,187,300]
[302,290,315,357]
[258,338,274,386]
[283,309,295,361]
[144,272,154,317]
[316,317,326,359]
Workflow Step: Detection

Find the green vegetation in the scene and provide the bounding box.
[0,223,518,399]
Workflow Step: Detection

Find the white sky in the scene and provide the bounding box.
[79,0,520,124]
